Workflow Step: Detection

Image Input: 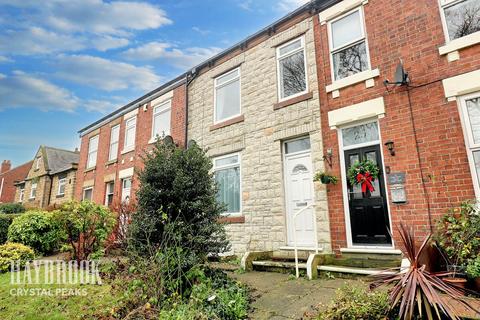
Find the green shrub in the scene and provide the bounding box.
[0,242,35,272]
[0,214,22,244]
[318,285,390,320]
[466,256,480,279]
[53,201,116,262]
[0,203,25,214]
[7,210,62,254]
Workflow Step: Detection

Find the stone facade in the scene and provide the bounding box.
[188,17,331,255]
[49,170,77,207]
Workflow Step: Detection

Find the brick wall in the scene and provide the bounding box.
[313,0,480,252]
[0,161,32,203]
[75,84,187,206]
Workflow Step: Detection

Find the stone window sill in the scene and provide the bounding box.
[439,31,480,62]
[56,194,65,198]
[273,92,313,110]
[210,115,244,131]
[121,147,135,155]
[218,215,245,224]
[84,166,96,173]
[326,68,380,97]
[105,159,117,166]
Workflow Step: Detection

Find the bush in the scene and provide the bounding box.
[0,203,25,214]
[129,140,229,259]
[0,242,35,272]
[318,285,390,320]
[7,211,61,254]
[53,201,116,262]
[466,256,480,279]
[0,214,22,244]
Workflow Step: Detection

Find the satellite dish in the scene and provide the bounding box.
[187,139,197,149]
[163,135,174,146]
[393,61,409,85]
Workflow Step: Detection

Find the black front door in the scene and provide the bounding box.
[344,145,391,245]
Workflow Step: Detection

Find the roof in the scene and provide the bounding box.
[78,0,338,136]
[43,146,80,175]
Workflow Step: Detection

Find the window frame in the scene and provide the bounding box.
[83,187,93,201]
[213,67,242,124]
[57,176,67,196]
[123,116,137,151]
[35,156,41,170]
[29,182,37,199]
[19,185,25,202]
[151,100,172,140]
[438,0,480,42]
[327,6,371,82]
[213,153,242,216]
[276,35,309,102]
[121,177,132,203]
[108,124,120,162]
[458,92,480,198]
[87,135,99,169]
[105,181,115,206]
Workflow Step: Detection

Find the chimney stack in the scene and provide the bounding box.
[1,160,11,174]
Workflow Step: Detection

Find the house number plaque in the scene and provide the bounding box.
[387,172,407,203]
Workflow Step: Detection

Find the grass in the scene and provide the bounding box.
[0,265,121,320]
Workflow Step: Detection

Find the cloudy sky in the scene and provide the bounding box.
[0,0,308,166]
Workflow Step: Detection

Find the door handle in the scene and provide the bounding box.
[296,202,308,207]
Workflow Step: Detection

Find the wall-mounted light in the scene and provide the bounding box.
[323,148,333,167]
[384,140,395,156]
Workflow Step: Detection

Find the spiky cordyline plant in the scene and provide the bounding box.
[370,223,473,320]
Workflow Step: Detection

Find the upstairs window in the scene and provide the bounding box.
[328,7,370,81]
[87,135,99,169]
[152,100,171,139]
[30,182,37,199]
[277,36,308,100]
[35,156,41,170]
[57,174,67,196]
[441,0,480,41]
[214,68,241,123]
[213,154,241,215]
[109,125,120,161]
[124,117,136,151]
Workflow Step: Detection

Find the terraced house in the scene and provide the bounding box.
[75,0,480,268]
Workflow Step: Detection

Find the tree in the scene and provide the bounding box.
[128,140,229,260]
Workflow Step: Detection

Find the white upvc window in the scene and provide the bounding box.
[214,68,241,123]
[439,0,480,42]
[35,156,41,170]
[276,36,308,101]
[109,125,120,161]
[19,185,25,202]
[152,100,171,140]
[30,182,37,199]
[83,187,93,201]
[328,7,370,81]
[121,177,132,203]
[57,175,67,196]
[87,135,99,169]
[124,117,136,151]
[105,181,115,206]
[459,92,480,198]
[213,153,241,216]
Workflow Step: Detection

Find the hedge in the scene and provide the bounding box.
[0,214,22,244]
[0,203,25,214]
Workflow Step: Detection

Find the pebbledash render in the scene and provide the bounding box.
[187,15,330,254]
[75,0,480,257]
[75,79,186,206]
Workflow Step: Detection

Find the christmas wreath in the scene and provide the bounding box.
[347,159,380,193]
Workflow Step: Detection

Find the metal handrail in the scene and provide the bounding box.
[293,203,318,278]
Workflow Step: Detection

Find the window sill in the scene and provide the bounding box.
[148,135,171,145]
[84,166,96,173]
[210,115,244,131]
[218,215,245,224]
[105,159,117,166]
[273,92,313,110]
[56,194,65,198]
[121,147,135,155]
[438,31,480,60]
[326,68,380,95]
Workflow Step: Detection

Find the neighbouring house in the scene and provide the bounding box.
[0,160,33,203]
[15,146,80,208]
[74,0,480,262]
[75,78,187,206]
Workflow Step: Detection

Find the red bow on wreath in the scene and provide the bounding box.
[356,172,375,193]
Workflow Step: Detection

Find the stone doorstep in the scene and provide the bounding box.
[252,260,388,275]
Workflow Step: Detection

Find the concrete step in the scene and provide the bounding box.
[252,260,307,273]
[317,265,390,276]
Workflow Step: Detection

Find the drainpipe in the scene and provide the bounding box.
[184,70,198,147]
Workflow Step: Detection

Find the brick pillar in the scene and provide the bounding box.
[1,160,11,173]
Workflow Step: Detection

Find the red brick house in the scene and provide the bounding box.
[75,77,187,206]
[0,160,33,203]
[313,0,480,253]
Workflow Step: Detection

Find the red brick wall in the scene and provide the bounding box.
[0,161,33,203]
[75,84,187,205]
[313,0,480,252]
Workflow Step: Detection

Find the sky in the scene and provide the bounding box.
[0,0,309,166]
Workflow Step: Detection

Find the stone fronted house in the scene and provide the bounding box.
[15,146,79,208]
[75,79,186,206]
[0,160,33,203]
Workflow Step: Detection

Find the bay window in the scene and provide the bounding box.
[213,153,241,215]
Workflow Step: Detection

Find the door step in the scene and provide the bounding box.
[252,260,307,273]
[318,265,390,276]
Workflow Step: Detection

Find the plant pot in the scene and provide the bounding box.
[444,277,468,289]
[320,176,330,184]
[474,277,480,293]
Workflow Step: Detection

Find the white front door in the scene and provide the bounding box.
[284,137,315,247]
